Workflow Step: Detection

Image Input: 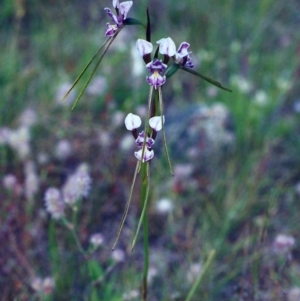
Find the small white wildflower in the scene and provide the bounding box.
[24,170,39,200]
[89,233,104,247]
[42,277,55,295]
[55,82,76,106]
[2,174,18,190]
[147,265,158,284]
[0,127,11,144]
[111,248,125,262]
[254,90,268,106]
[37,152,50,165]
[187,263,202,284]
[174,164,194,179]
[273,234,295,254]
[112,111,126,128]
[55,139,72,160]
[44,187,65,219]
[123,289,139,300]
[288,287,300,301]
[7,126,31,159]
[86,75,107,96]
[18,108,37,127]
[155,198,173,214]
[31,276,55,295]
[276,78,291,92]
[31,277,43,292]
[98,130,111,148]
[120,133,134,151]
[206,86,218,98]
[62,166,92,205]
[230,75,252,93]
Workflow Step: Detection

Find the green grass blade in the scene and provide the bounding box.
[185,250,216,301]
[71,29,122,110]
[112,161,139,250]
[62,37,112,103]
[131,163,150,251]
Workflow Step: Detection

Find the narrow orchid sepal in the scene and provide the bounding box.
[134,149,154,162]
[125,113,142,130]
[149,116,165,131]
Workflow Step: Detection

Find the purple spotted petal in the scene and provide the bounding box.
[134,149,154,162]
[105,23,118,37]
[135,132,155,148]
[146,72,166,89]
[177,42,191,56]
[146,59,167,73]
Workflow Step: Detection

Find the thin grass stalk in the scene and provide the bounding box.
[141,162,150,301]
[185,250,216,301]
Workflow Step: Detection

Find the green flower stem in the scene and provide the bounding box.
[61,216,85,255]
[141,162,149,301]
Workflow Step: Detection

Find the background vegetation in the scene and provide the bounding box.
[1,0,300,300]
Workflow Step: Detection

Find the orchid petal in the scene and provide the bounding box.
[157,37,176,57]
[119,1,133,19]
[124,113,142,130]
[135,132,155,148]
[136,39,153,57]
[104,8,119,24]
[146,72,166,89]
[134,149,154,162]
[149,116,165,131]
[105,23,118,37]
[113,0,119,8]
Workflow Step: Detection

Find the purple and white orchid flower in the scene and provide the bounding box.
[175,42,194,68]
[124,113,165,162]
[104,0,133,37]
[136,38,194,88]
[146,59,167,89]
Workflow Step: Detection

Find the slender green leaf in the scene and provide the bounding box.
[181,66,232,92]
